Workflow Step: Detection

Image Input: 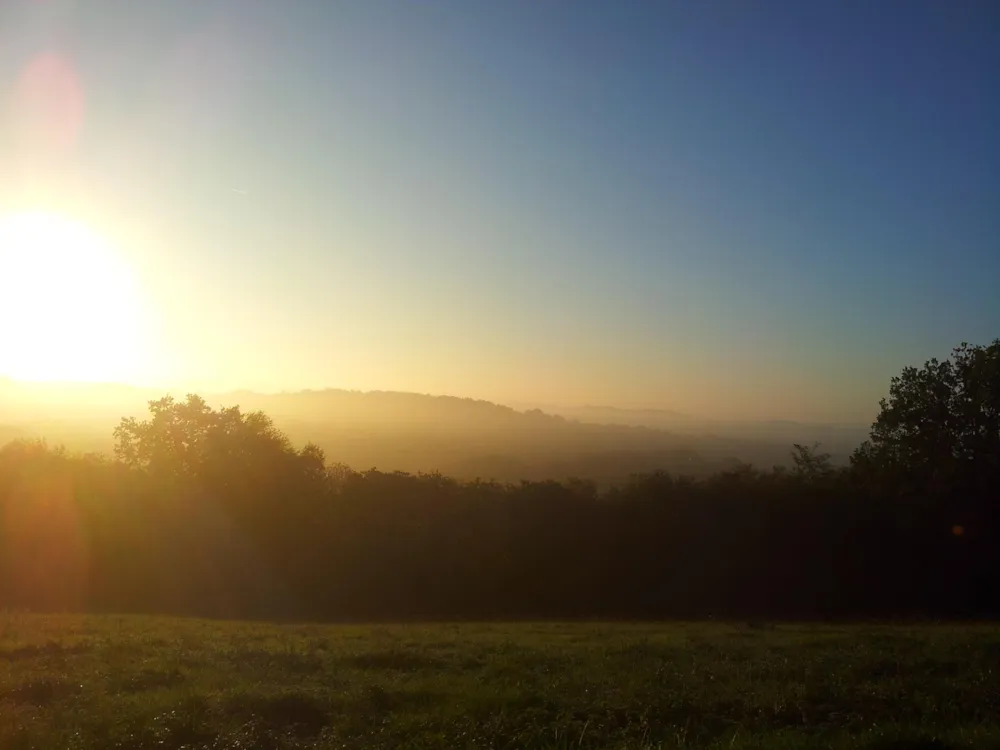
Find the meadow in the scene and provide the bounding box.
[1,616,998,749]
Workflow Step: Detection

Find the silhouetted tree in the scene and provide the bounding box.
[850,340,1000,612]
[853,341,999,481]
[790,442,833,479]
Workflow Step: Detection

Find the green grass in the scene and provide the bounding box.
[1,616,998,749]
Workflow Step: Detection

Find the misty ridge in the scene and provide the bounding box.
[1,339,998,621]
[0,379,868,488]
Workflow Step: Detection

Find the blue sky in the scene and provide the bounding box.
[1,1,997,421]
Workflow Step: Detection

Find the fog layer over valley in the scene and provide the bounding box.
[0,380,866,486]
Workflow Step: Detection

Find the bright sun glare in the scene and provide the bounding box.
[0,211,147,383]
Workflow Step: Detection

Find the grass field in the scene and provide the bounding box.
[1,616,998,749]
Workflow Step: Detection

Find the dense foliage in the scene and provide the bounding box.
[1,341,997,620]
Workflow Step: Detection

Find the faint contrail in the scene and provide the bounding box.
[230,188,249,195]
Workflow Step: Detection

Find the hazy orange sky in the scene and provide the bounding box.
[1,2,998,423]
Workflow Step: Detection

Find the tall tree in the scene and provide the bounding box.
[853,342,999,480]
[852,339,1000,564]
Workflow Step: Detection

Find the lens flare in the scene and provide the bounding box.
[12,53,85,161]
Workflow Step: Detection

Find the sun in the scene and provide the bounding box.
[0,211,149,383]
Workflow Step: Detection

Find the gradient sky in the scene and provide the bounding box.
[1,1,998,422]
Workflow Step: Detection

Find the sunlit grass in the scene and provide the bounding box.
[1,616,998,748]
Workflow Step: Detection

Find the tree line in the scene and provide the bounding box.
[1,340,997,621]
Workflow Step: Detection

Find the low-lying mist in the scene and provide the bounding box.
[0,379,866,487]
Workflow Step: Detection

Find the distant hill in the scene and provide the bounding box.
[551,404,868,458]
[0,380,868,486]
